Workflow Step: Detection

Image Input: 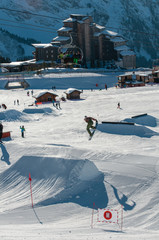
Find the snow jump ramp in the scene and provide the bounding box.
[0,156,107,212]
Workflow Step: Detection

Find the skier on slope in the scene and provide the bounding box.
[84,116,98,137]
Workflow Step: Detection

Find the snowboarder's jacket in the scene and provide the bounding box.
[20,126,25,132]
[84,116,97,124]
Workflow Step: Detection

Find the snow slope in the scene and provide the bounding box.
[0,70,159,239]
[0,0,159,63]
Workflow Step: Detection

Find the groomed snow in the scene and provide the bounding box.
[0,69,159,239]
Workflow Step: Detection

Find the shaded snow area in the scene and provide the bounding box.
[0,109,31,122]
[1,71,159,239]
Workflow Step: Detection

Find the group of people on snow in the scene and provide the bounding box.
[14,99,19,105]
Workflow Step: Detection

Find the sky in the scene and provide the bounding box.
[0,69,159,239]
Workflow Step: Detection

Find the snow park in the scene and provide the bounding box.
[1,69,159,240]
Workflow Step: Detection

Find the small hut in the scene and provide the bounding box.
[64,88,82,99]
[151,68,159,83]
[117,71,151,88]
[33,91,58,103]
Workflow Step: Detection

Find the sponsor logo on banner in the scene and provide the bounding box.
[97,209,118,223]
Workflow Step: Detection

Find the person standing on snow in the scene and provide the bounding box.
[84,116,98,137]
[117,102,120,109]
[20,125,25,138]
[0,122,3,143]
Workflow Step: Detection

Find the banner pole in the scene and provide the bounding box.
[121,205,123,231]
[29,173,33,208]
[91,202,95,228]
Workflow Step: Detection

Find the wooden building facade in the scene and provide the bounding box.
[117,72,151,88]
[34,91,58,103]
[64,88,82,99]
[32,44,59,62]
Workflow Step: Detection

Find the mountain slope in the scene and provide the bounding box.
[0,0,159,65]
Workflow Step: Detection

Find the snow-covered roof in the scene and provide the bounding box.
[58,27,72,32]
[53,36,70,42]
[1,59,36,67]
[153,70,159,73]
[71,14,87,18]
[33,91,58,98]
[63,18,76,23]
[118,73,132,77]
[138,73,149,76]
[94,29,119,38]
[51,41,61,46]
[104,29,118,37]
[0,67,8,73]
[95,24,105,30]
[120,50,135,56]
[118,71,151,77]
[65,88,81,94]
[115,45,129,51]
[111,37,126,43]
[32,43,53,49]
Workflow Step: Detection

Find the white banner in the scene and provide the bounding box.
[97,209,118,223]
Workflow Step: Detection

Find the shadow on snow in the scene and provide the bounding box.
[0,156,136,211]
[0,143,11,165]
[124,114,158,127]
[97,123,159,138]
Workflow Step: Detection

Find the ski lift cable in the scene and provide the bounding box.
[58,33,83,60]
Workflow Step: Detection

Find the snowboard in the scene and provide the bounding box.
[89,121,98,140]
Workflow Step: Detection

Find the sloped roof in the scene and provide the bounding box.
[33,91,58,98]
[111,37,126,43]
[120,50,135,56]
[118,71,151,77]
[94,29,118,38]
[104,29,118,37]
[53,36,70,42]
[32,43,53,48]
[64,88,82,94]
[95,24,105,30]
[1,59,35,67]
[115,45,129,51]
[63,17,76,23]
[58,27,72,32]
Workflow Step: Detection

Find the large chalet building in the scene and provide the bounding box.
[32,14,136,69]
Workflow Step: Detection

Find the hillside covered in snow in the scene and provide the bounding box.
[0,0,159,66]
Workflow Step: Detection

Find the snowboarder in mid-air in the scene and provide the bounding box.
[84,116,98,138]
